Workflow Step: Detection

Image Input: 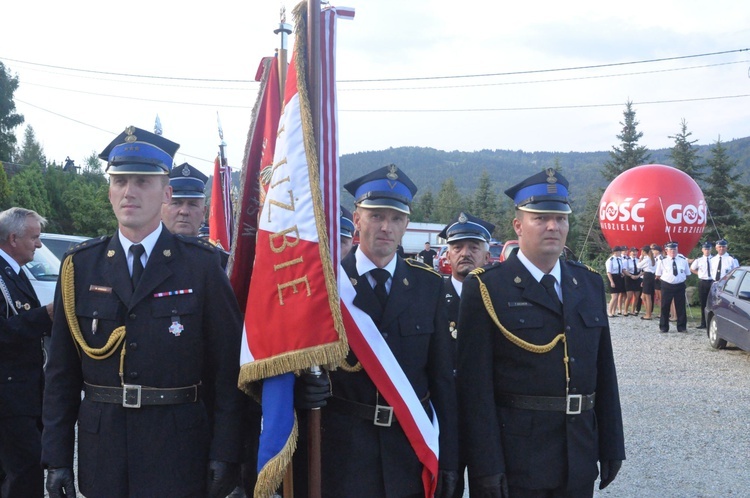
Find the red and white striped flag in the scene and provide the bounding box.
[209,155,232,250]
[238,4,352,496]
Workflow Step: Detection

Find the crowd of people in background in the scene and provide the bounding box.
[605,239,739,333]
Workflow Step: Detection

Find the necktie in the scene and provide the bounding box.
[130,244,146,289]
[632,259,636,274]
[370,268,390,310]
[715,257,722,281]
[18,268,32,290]
[672,259,678,277]
[541,274,561,312]
[616,258,621,273]
[706,256,711,279]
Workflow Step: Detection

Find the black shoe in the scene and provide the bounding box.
[678,329,687,333]
[660,329,668,333]
[697,325,706,329]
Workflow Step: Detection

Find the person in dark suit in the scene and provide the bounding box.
[457,168,625,497]
[321,165,458,498]
[439,212,494,498]
[0,207,54,498]
[42,126,245,498]
[162,162,230,269]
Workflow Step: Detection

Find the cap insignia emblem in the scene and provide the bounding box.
[125,126,137,143]
[182,165,190,176]
[107,250,115,258]
[458,212,467,223]
[386,164,399,180]
[545,168,557,184]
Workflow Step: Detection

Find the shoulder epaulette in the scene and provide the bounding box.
[677,254,687,259]
[404,258,440,277]
[176,234,219,253]
[67,235,109,255]
[469,267,485,276]
[568,260,598,273]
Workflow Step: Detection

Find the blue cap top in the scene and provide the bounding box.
[504,168,571,214]
[439,212,495,243]
[340,206,355,239]
[702,241,712,249]
[715,239,728,247]
[344,164,417,215]
[99,126,179,175]
[169,163,208,198]
[665,241,678,249]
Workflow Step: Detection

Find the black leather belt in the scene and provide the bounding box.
[328,392,430,427]
[84,382,199,408]
[496,392,596,415]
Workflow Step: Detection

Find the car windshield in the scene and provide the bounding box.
[489,245,502,258]
[24,244,60,282]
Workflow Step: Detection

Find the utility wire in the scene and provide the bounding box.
[339,60,749,92]
[15,99,216,165]
[341,94,750,113]
[2,48,748,84]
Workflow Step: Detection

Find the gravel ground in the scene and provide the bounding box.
[593,312,750,497]
[47,309,750,498]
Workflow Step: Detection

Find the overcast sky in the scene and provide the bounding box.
[3,0,749,178]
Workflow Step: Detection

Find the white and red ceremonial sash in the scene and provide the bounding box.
[339,272,440,498]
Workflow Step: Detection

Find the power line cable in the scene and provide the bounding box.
[339,60,749,92]
[3,48,748,84]
[14,99,216,165]
[341,94,750,113]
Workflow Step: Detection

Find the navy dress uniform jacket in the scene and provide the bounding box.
[441,276,460,375]
[41,229,245,498]
[321,253,458,498]
[0,259,52,418]
[457,253,625,491]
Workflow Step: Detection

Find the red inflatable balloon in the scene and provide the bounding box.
[599,164,706,251]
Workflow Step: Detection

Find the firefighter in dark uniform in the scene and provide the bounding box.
[0,208,54,498]
[162,162,230,269]
[42,126,245,498]
[457,169,625,497]
[439,211,494,498]
[321,165,458,498]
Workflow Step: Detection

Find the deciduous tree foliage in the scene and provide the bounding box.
[0,62,24,163]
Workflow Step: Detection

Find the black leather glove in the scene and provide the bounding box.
[46,467,77,498]
[468,473,509,498]
[294,368,331,410]
[434,469,459,498]
[205,460,239,498]
[599,459,623,490]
